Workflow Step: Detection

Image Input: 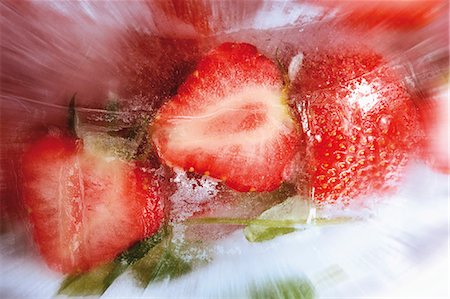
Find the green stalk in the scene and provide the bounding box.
[184,216,357,228]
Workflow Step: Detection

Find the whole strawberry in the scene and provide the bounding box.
[290,45,423,205]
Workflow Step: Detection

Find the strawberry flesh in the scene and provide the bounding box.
[152,43,299,192]
[22,135,164,273]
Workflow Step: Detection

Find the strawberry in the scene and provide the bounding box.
[329,0,446,30]
[151,43,299,192]
[115,32,202,113]
[21,134,165,273]
[417,84,449,174]
[290,45,423,204]
[149,0,262,36]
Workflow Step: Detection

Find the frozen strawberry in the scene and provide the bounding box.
[21,134,165,273]
[151,43,299,192]
[149,0,262,36]
[115,32,202,112]
[417,84,449,173]
[290,45,423,204]
[330,0,446,30]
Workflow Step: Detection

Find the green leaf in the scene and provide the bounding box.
[77,115,151,161]
[57,227,195,296]
[81,131,140,160]
[57,230,167,296]
[103,92,120,124]
[58,262,127,296]
[152,251,191,281]
[249,277,316,299]
[248,226,296,243]
[131,238,192,287]
[71,93,151,161]
[119,230,166,265]
[244,196,310,242]
[105,96,119,111]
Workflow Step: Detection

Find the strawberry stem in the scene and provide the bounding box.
[184,216,356,228]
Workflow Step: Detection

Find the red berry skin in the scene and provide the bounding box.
[115,32,202,112]
[152,43,299,192]
[149,0,262,36]
[21,135,165,273]
[322,0,447,31]
[290,46,423,205]
[417,90,450,174]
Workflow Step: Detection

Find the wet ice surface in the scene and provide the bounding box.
[1,1,449,298]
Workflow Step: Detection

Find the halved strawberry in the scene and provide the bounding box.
[21,134,165,273]
[290,45,423,204]
[151,43,299,192]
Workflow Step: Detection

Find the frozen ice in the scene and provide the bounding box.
[1,0,448,298]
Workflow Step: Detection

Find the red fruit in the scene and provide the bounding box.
[21,135,164,273]
[152,43,299,192]
[115,32,202,112]
[290,45,423,204]
[417,86,449,173]
[332,0,446,30]
[150,0,262,36]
